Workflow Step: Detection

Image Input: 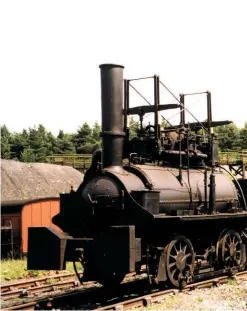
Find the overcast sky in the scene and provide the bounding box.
[0,0,246,135]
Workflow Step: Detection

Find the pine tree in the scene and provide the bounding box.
[214,123,240,151]
[1,125,11,159]
[240,122,247,150]
[28,125,48,162]
[9,132,27,160]
[21,147,35,162]
[46,131,57,156]
[72,122,93,153]
[92,121,101,141]
[55,130,76,154]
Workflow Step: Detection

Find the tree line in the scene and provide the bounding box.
[1,120,247,163]
[1,122,101,163]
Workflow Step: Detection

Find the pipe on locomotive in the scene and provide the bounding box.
[99,64,125,169]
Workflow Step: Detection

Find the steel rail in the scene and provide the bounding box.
[1,279,81,300]
[2,284,104,311]
[2,301,38,311]
[96,271,247,310]
[1,272,80,293]
[2,271,247,311]
[1,272,143,310]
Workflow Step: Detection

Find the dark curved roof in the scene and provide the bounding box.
[1,159,83,206]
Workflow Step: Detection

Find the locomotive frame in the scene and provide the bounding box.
[28,64,247,288]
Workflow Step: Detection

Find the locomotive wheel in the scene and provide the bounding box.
[165,236,195,288]
[220,230,243,269]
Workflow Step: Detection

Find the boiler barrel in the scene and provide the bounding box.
[134,165,238,215]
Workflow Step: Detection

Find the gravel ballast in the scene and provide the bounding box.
[143,277,247,310]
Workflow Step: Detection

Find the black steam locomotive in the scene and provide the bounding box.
[28,64,247,288]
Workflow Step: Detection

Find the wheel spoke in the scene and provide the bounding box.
[183,244,187,253]
[169,262,176,269]
[171,268,177,278]
[173,244,179,254]
[183,253,191,261]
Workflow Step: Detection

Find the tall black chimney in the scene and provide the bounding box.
[99,64,125,169]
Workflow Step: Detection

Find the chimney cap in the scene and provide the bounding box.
[99,63,124,69]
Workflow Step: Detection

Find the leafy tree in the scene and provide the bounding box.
[46,131,57,156]
[28,125,49,162]
[21,147,35,162]
[240,122,247,150]
[214,123,240,151]
[129,117,139,139]
[57,130,65,140]
[92,122,101,141]
[72,123,93,153]
[21,129,29,145]
[1,125,11,159]
[9,132,27,160]
[55,130,76,154]
[79,143,95,154]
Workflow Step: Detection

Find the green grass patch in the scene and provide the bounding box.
[1,259,82,283]
[227,277,237,285]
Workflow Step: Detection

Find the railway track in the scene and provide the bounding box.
[1,272,87,300]
[97,271,247,310]
[1,272,78,292]
[1,279,80,300]
[2,271,247,310]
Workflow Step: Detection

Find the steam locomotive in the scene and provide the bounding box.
[28,64,247,288]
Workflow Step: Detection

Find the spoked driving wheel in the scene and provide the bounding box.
[220,230,243,269]
[165,236,195,288]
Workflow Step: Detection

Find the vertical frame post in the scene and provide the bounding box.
[180,94,185,125]
[207,91,212,134]
[154,75,160,140]
[124,79,129,133]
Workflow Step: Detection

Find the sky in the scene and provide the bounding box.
[0,0,246,136]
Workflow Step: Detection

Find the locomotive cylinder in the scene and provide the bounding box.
[99,64,125,169]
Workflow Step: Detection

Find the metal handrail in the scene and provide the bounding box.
[219,151,247,164]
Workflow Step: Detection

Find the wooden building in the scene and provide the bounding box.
[1,159,83,257]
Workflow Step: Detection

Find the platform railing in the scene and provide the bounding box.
[47,154,92,171]
[46,151,247,171]
[218,150,247,165]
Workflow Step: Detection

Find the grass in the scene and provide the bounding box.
[1,259,82,283]
[227,277,237,285]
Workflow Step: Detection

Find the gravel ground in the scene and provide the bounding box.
[145,278,247,311]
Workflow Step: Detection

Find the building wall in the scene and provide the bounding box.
[21,199,61,253]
